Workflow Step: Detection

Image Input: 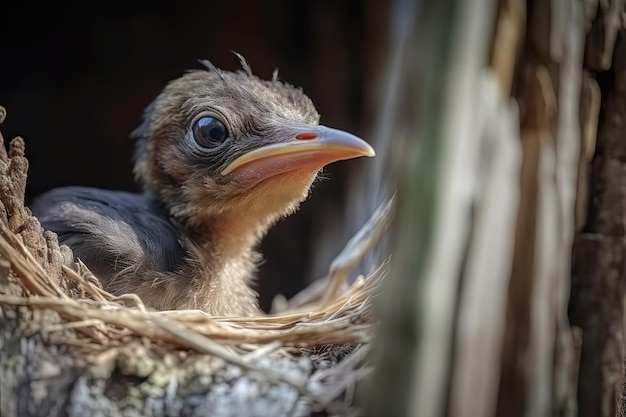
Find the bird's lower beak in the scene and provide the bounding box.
[220,125,375,182]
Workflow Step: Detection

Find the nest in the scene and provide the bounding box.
[0,105,392,417]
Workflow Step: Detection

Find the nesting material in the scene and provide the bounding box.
[0,105,391,416]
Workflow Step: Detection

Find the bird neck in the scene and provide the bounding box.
[184,183,306,261]
[178,207,279,315]
[158,171,313,314]
[204,209,270,258]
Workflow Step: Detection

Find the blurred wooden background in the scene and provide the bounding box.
[365,0,626,416]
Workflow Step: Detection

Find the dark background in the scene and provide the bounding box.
[0,1,389,310]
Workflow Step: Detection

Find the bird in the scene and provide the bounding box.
[31,57,375,316]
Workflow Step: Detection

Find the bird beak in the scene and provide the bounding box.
[220,125,375,182]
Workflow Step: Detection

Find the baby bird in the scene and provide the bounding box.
[31,59,374,316]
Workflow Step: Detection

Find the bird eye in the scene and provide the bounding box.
[192,116,228,148]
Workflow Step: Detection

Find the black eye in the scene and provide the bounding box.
[192,116,228,148]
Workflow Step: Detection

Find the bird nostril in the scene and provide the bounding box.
[295,132,318,140]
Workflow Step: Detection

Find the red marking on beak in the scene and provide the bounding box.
[295,132,318,140]
[220,125,375,182]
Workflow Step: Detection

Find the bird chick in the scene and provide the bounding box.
[31,60,375,316]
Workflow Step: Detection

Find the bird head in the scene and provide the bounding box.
[132,60,375,233]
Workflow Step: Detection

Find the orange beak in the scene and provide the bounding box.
[221,125,375,183]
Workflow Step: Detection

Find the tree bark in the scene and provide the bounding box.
[365,1,626,416]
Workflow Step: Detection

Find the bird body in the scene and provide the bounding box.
[32,60,374,316]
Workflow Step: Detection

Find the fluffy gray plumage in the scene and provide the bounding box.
[31,187,185,283]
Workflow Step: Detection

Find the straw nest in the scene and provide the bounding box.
[0,105,392,417]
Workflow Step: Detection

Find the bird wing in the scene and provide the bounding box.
[30,186,186,287]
